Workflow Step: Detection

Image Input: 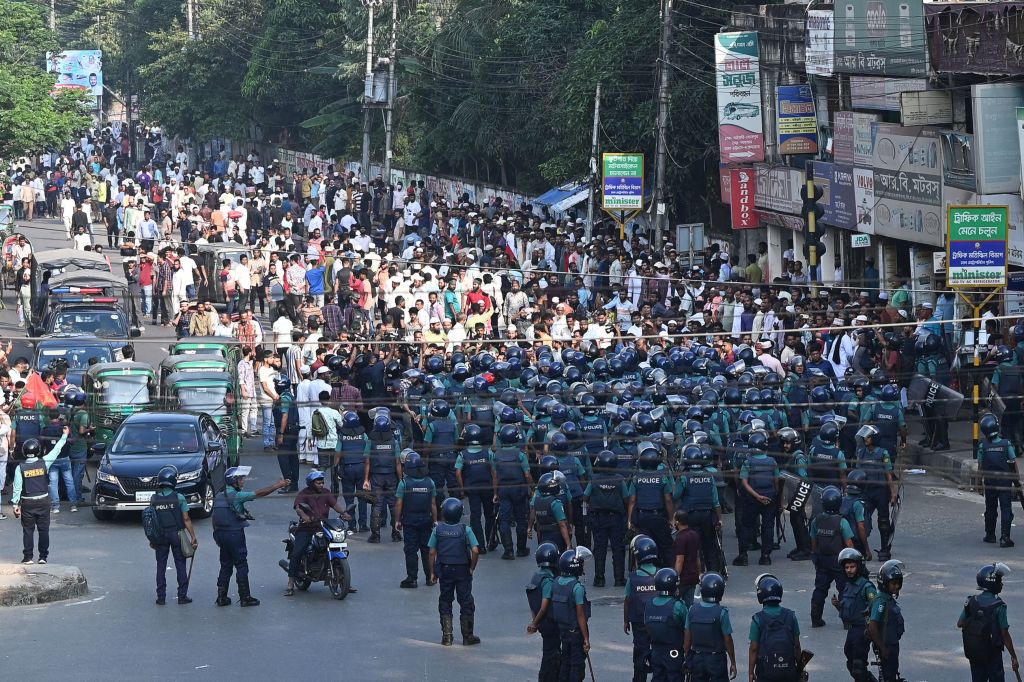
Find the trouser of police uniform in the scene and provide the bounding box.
[537,619,562,682]
[845,624,874,681]
[789,503,811,553]
[437,562,474,617]
[630,621,651,682]
[634,509,673,567]
[371,473,399,528]
[558,625,586,682]
[921,404,947,446]
[339,463,370,530]
[969,655,1006,682]
[539,529,568,554]
[20,497,50,560]
[155,529,189,599]
[569,497,590,548]
[734,489,750,551]
[862,485,892,551]
[428,459,459,511]
[498,487,529,551]
[688,509,721,572]
[811,555,846,611]
[687,650,728,682]
[985,484,1014,539]
[402,518,432,580]
[743,497,777,557]
[1004,399,1023,453]
[650,643,685,682]
[877,644,900,682]
[590,510,626,580]
[276,436,299,489]
[213,529,249,589]
[466,490,495,547]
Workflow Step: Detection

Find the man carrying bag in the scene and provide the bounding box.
[144,466,198,605]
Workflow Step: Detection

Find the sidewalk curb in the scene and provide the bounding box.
[0,564,88,607]
[907,442,977,490]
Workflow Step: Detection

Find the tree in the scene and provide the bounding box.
[0,1,91,158]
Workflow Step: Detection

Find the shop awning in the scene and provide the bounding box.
[534,181,588,207]
[552,187,590,213]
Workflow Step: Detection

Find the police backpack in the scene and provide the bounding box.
[962,595,1005,661]
[756,608,798,681]
[142,504,163,544]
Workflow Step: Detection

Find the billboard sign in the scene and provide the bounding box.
[834,0,927,77]
[46,50,103,103]
[812,161,857,230]
[973,84,1024,194]
[730,168,760,229]
[806,10,835,76]
[871,123,943,246]
[926,3,1024,76]
[776,85,818,155]
[940,131,975,192]
[947,205,1009,287]
[715,32,764,163]
[601,153,644,210]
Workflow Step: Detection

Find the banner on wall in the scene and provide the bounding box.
[833,0,928,77]
[715,32,764,163]
[776,85,818,155]
[730,167,760,229]
[973,83,1024,195]
[806,10,835,76]
[871,123,943,246]
[940,131,976,192]
[812,161,857,230]
[47,50,103,106]
[854,168,876,234]
[926,3,1024,75]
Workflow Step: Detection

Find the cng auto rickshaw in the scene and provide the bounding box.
[158,354,232,386]
[160,370,241,465]
[83,362,158,443]
[167,337,242,365]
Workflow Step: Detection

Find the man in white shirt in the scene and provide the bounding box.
[295,366,316,466]
[755,340,785,377]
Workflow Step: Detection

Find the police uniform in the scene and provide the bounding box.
[840,493,870,554]
[959,588,1011,681]
[456,446,496,551]
[977,437,1017,543]
[556,449,590,548]
[749,605,800,682]
[856,445,895,555]
[810,511,854,625]
[424,415,460,506]
[11,433,67,562]
[629,468,675,566]
[917,347,951,449]
[686,599,733,682]
[367,429,401,538]
[397,474,437,583]
[838,574,878,680]
[337,426,370,531]
[494,443,532,556]
[869,589,904,682]
[674,468,721,573]
[212,485,258,601]
[552,574,591,682]
[532,490,569,553]
[585,473,629,584]
[869,400,905,464]
[626,562,659,682]
[808,436,846,514]
[645,594,688,682]
[274,388,300,485]
[740,453,780,561]
[429,520,479,637]
[993,359,1023,449]
[527,566,562,682]
[150,486,190,602]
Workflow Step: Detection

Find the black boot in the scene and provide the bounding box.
[500,531,515,560]
[811,602,826,628]
[593,575,605,588]
[215,586,231,606]
[441,615,454,646]
[758,553,772,566]
[1001,536,1016,548]
[400,577,418,588]
[460,614,481,645]
[516,530,530,557]
[985,533,998,543]
[391,526,403,542]
[732,552,748,566]
[368,514,381,544]
[237,579,260,607]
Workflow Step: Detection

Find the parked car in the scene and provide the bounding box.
[34,335,127,386]
[90,411,228,521]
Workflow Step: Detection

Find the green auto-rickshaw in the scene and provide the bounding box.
[158,354,232,386]
[83,362,158,443]
[161,370,241,466]
[167,337,242,365]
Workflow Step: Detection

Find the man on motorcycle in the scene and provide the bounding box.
[284,470,354,597]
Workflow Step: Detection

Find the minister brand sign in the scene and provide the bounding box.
[947,205,1009,286]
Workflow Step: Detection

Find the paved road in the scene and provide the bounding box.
[0,218,1018,681]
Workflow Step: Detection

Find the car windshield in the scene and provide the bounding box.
[38,346,113,369]
[96,374,152,405]
[176,385,228,416]
[110,423,200,455]
[52,311,126,337]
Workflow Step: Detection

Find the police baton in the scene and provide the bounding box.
[586,650,597,682]
[1015,665,1023,682]
[186,551,195,587]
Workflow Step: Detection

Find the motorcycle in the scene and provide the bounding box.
[278,508,354,600]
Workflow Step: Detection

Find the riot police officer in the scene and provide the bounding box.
[549,549,592,682]
[868,560,906,682]
[833,548,877,681]
[148,466,197,605]
[959,562,1020,681]
[738,431,780,566]
[428,497,481,646]
[644,568,688,682]
[808,421,846,514]
[627,448,675,567]
[674,444,722,573]
[684,572,737,682]
[550,428,589,549]
[530,472,572,553]
[868,384,907,461]
[810,486,855,628]
[978,413,1018,547]
[212,466,290,607]
[455,423,497,554]
[749,573,802,682]
[585,450,629,587]
[396,452,438,588]
[917,333,951,450]
[779,427,812,561]
[841,470,872,558]
[493,424,533,559]
[11,428,68,564]
[855,425,898,561]
[991,345,1023,451]
[363,413,403,544]
[423,398,460,508]
[336,410,370,532]
[624,535,660,682]
[526,542,563,682]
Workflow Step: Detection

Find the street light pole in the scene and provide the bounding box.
[653,0,674,249]
[360,0,378,182]
[382,0,398,187]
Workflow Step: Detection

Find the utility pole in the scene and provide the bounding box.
[586,82,601,242]
[653,0,674,250]
[360,0,379,182]
[382,0,398,187]
[186,0,195,40]
[49,0,56,31]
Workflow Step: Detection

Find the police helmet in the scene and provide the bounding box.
[560,421,579,441]
[225,465,252,486]
[818,421,840,444]
[536,543,559,569]
[506,357,523,379]
[548,361,564,377]
[305,469,326,487]
[63,389,87,407]
[821,486,842,514]
[338,411,359,431]
[440,497,464,524]
[430,400,450,419]
[778,427,801,448]
[856,424,879,442]
[373,414,392,433]
[738,410,756,426]
[157,465,178,488]
[520,366,539,387]
[462,423,485,445]
[743,387,760,407]
[273,376,291,393]
[21,439,41,458]
[633,412,656,435]
[755,573,784,605]
[991,345,1013,364]
[385,360,403,379]
[877,559,905,594]
[537,472,560,496]
[846,469,867,496]
[980,413,1001,439]
[549,432,570,453]
[558,550,584,577]
[747,431,768,451]
[682,444,704,469]
[630,535,659,564]
[838,547,865,569]
[595,450,617,472]
[490,361,509,379]
[615,422,637,441]
[592,358,609,378]
[452,363,470,382]
[539,455,559,473]
[977,562,1011,594]
[699,572,726,603]
[425,355,445,374]
[654,568,679,597]
[810,385,831,407]
[579,393,598,415]
[758,388,774,406]
[880,384,899,402]
[498,406,517,424]
[498,424,521,445]
[404,451,425,474]
[923,333,942,354]
[638,449,661,471]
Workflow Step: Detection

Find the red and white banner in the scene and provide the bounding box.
[730,167,760,229]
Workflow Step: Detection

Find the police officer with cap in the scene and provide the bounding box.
[363,411,403,544]
[978,413,1018,547]
[530,472,572,553]
[627,446,675,567]
[584,450,629,587]
[526,542,563,682]
[959,562,1019,681]
[644,567,688,682]
[832,548,877,681]
[148,466,198,605]
[684,572,737,682]
[810,486,855,628]
[624,535,660,682]
[855,425,898,561]
[212,466,290,607]
[11,427,69,564]
[455,423,497,554]
[493,423,534,560]
[335,410,370,532]
[868,560,906,682]
[530,549,592,682]
[749,573,801,682]
[428,497,481,646]
[395,452,438,588]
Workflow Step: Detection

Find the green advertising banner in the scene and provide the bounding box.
[602,153,644,210]
[947,205,1009,287]
[833,0,927,77]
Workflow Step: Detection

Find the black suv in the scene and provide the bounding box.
[91,412,228,521]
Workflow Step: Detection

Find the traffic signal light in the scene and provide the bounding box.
[801,181,826,260]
